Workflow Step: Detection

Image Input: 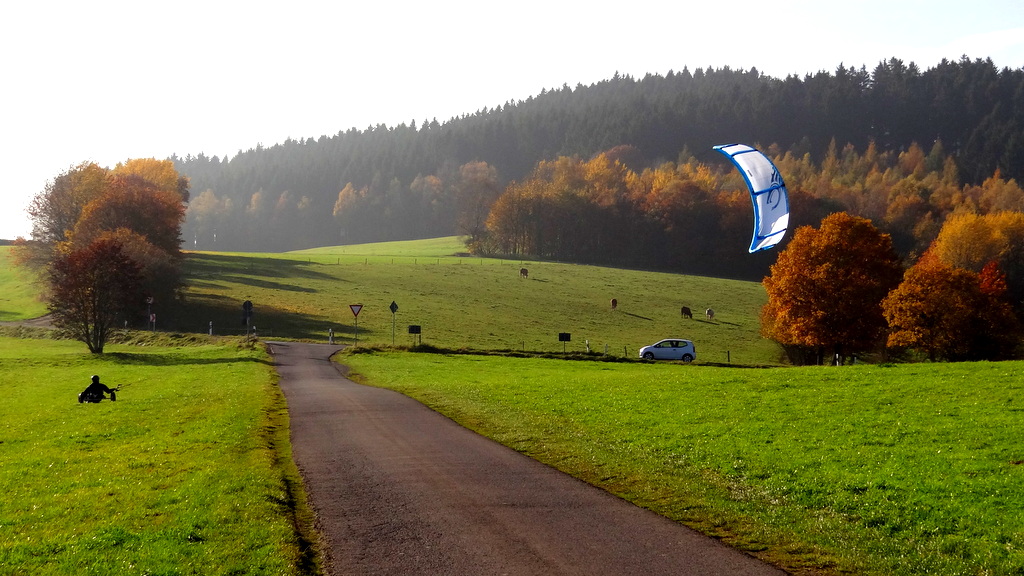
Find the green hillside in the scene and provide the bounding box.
[292,236,471,258]
[177,237,782,365]
[0,247,47,321]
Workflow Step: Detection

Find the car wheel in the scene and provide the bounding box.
[681,354,694,362]
[642,352,655,360]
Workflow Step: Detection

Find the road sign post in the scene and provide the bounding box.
[389,301,399,346]
[350,304,363,344]
[242,300,254,337]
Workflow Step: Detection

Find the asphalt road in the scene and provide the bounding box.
[270,341,786,576]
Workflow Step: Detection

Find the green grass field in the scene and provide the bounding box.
[291,236,473,258]
[0,247,47,321]
[0,336,317,576]
[177,237,781,365]
[342,350,1024,576]
[5,236,1024,575]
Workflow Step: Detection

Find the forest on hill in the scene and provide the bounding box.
[175,56,1024,277]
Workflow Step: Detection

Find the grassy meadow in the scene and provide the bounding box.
[342,350,1024,576]
[5,236,1024,575]
[0,336,317,576]
[177,237,781,365]
[0,247,47,321]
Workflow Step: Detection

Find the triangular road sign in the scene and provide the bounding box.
[350,304,363,317]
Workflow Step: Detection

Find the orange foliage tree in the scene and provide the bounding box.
[22,159,189,340]
[71,174,186,255]
[761,212,904,364]
[882,252,1021,360]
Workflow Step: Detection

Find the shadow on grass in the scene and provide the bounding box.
[159,291,367,342]
[184,252,339,282]
[218,275,319,293]
[102,351,276,367]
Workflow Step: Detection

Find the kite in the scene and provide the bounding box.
[713,143,790,252]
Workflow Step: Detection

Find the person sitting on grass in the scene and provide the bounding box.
[79,375,118,403]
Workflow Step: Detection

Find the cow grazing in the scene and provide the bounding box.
[681,306,692,319]
[519,267,529,279]
[611,298,618,310]
[705,308,715,321]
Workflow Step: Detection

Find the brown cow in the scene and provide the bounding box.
[519,267,528,279]
[610,298,617,310]
[681,306,692,319]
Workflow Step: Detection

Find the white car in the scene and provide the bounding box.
[639,339,696,362]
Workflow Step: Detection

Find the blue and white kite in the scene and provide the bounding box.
[713,143,790,252]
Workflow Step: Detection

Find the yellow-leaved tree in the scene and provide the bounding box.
[929,211,1024,309]
[113,158,190,202]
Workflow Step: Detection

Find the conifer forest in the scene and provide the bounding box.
[175,57,1024,279]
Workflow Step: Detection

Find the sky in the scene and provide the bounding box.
[2,0,1023,240]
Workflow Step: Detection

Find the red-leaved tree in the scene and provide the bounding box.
[47,239,145,353]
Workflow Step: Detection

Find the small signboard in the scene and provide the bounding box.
[350,304,363,317]
[408,325,421,334]
[558,332,571,353]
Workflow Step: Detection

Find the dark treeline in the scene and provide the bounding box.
[176,57,1024,268]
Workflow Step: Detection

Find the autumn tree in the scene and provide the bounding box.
[20,162,108,267]
[455,161,501,249]
[929,210,1024,309]
[23,159,189,338]
[114,158,191,202]
[47,238,145,353]
[186,188,234,249]
[71,173,186,255]
[63,172,187,305]
[761,212,904,364]
[882,252,1020,360]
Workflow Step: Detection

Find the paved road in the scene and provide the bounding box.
[270,341,786,576]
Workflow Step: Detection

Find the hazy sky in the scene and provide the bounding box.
[2,0,1023,239]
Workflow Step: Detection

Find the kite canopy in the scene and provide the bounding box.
[713,143,790,252]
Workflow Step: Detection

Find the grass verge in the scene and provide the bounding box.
[342,349,1024,576]
[0,336,322,576]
